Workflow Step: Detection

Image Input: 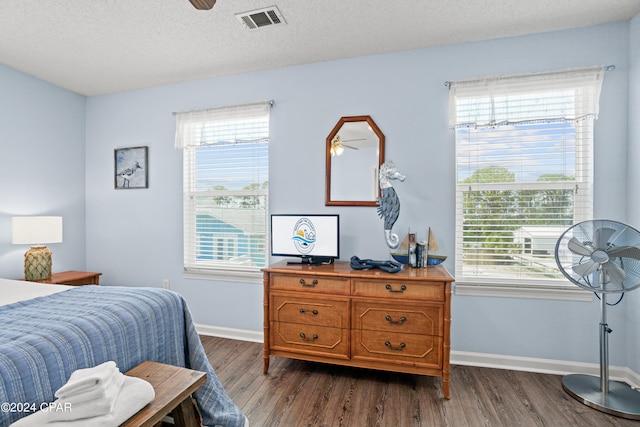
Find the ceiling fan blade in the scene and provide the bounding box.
[567,237,593,256]
[189,0,216,10]
[334,136,364,150]
[602,259,626,283]
[594,227,616,249]
[572,259,598,277]
[606,245,640,260]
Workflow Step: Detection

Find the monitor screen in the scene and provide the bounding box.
[270,214,339,264]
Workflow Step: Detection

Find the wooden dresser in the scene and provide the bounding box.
[262,261,454,398]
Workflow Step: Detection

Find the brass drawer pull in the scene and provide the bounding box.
[384,341,406,351]
[300,278,319,287]
[299,332,319,342]
[385,284,407,293]
[385,315,407,325]
[299,308,319,315]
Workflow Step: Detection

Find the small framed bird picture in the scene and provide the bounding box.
[114,146,148,189]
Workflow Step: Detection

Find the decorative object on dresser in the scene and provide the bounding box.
[262,261,454,398]
[11,216,63,281]
[115,146,148,189]
[34,270,102,286]
[349,255,403,273]
[376,160,406,249]
[392,228,447,268]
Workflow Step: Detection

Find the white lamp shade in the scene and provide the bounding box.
[12,216,63,245]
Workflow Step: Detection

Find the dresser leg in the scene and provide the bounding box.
[442,377,451,399]
[263,354,270,374]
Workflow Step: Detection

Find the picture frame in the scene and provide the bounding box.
[114,146,148,189]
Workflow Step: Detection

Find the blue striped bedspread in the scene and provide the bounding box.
[0,286,245,427]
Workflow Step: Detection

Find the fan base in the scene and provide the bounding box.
[562,374,640,420]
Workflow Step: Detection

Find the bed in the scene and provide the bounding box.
[0,278,246,427]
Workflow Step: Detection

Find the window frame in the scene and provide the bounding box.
[177,102,271,283]
[450,68,603,301]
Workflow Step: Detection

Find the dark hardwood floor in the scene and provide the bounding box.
[200,336,639,427]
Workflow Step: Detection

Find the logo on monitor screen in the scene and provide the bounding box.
[292,217,316,254]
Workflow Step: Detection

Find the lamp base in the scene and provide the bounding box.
[24,246,52,281]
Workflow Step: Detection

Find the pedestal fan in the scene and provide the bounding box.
[555,219,640,419]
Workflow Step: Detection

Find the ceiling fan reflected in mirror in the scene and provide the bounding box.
[189,0,216,10]
[330,135,363,156]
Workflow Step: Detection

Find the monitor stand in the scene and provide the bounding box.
[287,256,334,266]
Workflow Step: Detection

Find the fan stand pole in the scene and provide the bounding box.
[561,272,640,420]
[599,292,610,394]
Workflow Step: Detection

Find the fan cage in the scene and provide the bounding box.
[555,219,640,293]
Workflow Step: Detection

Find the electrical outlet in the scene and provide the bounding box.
[162,279,170,289]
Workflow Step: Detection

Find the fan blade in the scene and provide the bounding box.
[189,0,216,10]
[572,259,598,277]
[602,260,626,283]
[606,245,640,260]
[341,144,359,150]
[567,237,593,256]
[594,227,616,249]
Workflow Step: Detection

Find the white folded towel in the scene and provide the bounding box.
[59,371,125,406]
[10,376,155,427]
[55,361,120,399]
[48,377,122,422]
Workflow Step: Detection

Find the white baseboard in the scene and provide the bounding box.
[451,350,640,389]
[194,324,640,389]
[195,323,263,343]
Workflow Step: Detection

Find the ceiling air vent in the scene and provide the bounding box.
[235,6,286,30]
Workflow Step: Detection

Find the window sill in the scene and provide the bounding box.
[454,282,594,302]
[184,268,263,284]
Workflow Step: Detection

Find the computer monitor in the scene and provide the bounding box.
[270,214,340,265]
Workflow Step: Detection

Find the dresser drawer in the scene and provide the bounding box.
[353,301,442,336]
[352,279,444,301]
[271,322,349,358]
[272,295,349,328]
[271,274,349,294]
[352,330,442,368]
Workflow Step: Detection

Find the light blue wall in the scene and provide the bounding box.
[0,65,86,279]
[626,13,640,374]
[0,19,634,369]
[84,21,635,367]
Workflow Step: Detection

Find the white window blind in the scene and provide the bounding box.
[175,102,270,280]
[449,67,604,297]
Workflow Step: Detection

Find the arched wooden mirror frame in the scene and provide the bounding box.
[325,115,385,206]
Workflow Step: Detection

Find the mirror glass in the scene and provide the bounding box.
[326,116,385,206]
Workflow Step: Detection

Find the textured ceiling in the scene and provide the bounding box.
[1,0,639,96]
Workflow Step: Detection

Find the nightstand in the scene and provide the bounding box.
[36,270,102,286]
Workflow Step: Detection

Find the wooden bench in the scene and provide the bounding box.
[121,361,206,427]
